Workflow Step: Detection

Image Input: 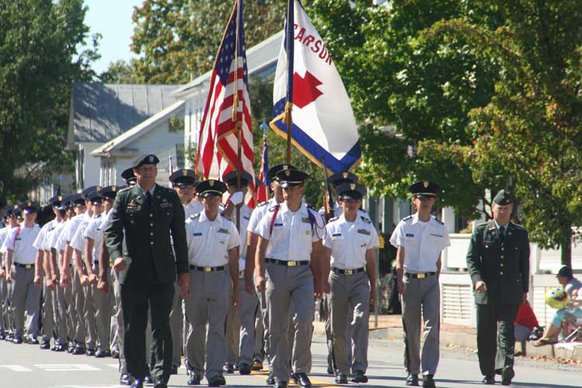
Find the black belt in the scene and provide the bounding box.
[14,263,35,269]
[266,258,309,267]
[189,265,225,272]
[332,267,365,275]
[404,272,436,279]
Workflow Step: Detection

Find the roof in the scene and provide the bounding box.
[172,30,283,99]
[91,100,185,157]
[67,83,181,147]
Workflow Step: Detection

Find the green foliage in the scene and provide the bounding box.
[310,0,581,263]
[0,0,98,199]
[99,59,142,83]
[131,0,286,83]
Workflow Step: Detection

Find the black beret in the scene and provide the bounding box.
[276,168,310,188]
[267,164,297,181]
[335,182,366,200]
[196,179,227,197]
[492,189,513,205]
[408,181,441,198]
[329,172,358,187]
[98,185,119,200]
[222,171,253,187]
[132,154,160,169]
[169,169,197,187]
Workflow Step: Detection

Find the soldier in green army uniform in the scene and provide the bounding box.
[466,189,530,386]
[105,154,190,388]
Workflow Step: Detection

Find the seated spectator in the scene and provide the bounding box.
[514,300,539,355]
[533,266,581,346]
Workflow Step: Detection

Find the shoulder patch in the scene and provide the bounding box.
[360,215,371,224]
[189,213,201,219]
[432,216,444,225]
[257,201,269,208]
[403,215,413,221]
[329,216,339,222]
[268,204,280,212]
[118,186,132,193]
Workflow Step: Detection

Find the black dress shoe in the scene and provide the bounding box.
[170,365,178,375]
[266,373,275,385]
[94,348,110,358]
[120,373,132,385]
[72,345,86,355]
[52,343,66,352]
[406,374,419,386]
[293,372,312,387]
[40,339,50,349]
[86,348,96,356]
[188,374,202,385]
[275,382,288,388]
[223,363,235,373]
[25,336,39,345]
[422,374,436,388]
[351,370,369,383]
[251,359,263,370]
[482,375,495,385]
[239,363,251,375]
[144,374,153,384]
[154,382,168,388]
[111,349,120,359]
[129,379,143,388]
[501,367,514,386]
[335,374,348,384]
[327,365,335,375]
[12,335,23,344]
[207,375,225,387]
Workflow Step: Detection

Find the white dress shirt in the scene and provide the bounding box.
[185,211,240,267]
[324,213,379,269]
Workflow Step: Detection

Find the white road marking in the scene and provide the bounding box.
[0,364,33,372]
[35,364,101,372]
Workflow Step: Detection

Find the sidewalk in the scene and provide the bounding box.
[314,314,582,364]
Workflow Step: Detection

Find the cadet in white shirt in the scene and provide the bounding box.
[389,181,450,388]
[184,179,240,387]
[323,183,379,384]
[0,209,20,340]
[221,170,255,375]
[255,167,326,388]
[3,203,41,344]
[168,168,201,375]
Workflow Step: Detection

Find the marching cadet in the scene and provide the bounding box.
[245,164,295,385]
[183,179,240,387]
[222,170,256,375]
[33,196,65,349]
[84,186,118,358]
[69,189,103,356]
[255,167,326,388]
[319,171,359,376]
[3,202,41,344]
[0,208,20,340]
[466,190,530,386]
[323,183,379,384]
[168,168,202,375]
[389,181,450,388]
[105,154,189,388]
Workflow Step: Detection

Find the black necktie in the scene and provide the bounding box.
[145,191,152,209]
[499,226,505,242]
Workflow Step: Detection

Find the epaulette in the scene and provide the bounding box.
[118,186,132,193]
[189,213,201,220]
[360,215,371,224]
[403,215,413,221]
[257,201,269,208]
[329,216,339,222]
[268,204,280,212]
[432,216,444,225]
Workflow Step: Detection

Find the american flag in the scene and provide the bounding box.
[195,0,255,204]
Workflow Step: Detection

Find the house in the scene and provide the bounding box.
[66,82,181,189]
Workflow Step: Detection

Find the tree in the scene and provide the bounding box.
[309,0,581,264]
[0,0,98,199]
[100,59,142,83]
[130,0,286,84]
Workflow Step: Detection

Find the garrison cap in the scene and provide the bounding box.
[335,182,366,200]
[6,206,22,218]
[276,168,309,189]
[196,179,227,198]
[222,171,253,188]
[557,265,573,280]
[20,201,38,214]
[98,185,118,200]
[268,164,297,181]
[64,194,85,207]
[48,195,63,208]
[492,189,513,205]
[169,169,197,187]
[82,185,102,200]
[408,181,441,198]
[86,191,103,205]
[329,172,358,188]
[132,154,159,169]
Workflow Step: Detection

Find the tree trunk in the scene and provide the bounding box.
[561,232,572,268]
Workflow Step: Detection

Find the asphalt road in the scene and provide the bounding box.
[0,334,579,388]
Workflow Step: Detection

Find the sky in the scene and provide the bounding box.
[83,0,143,75]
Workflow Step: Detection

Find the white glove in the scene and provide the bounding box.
[228,191,244,206]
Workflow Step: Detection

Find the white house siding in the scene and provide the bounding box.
[78,143,102,189]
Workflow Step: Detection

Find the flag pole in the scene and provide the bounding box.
[233,0,242,231]
[285,0,295,164]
